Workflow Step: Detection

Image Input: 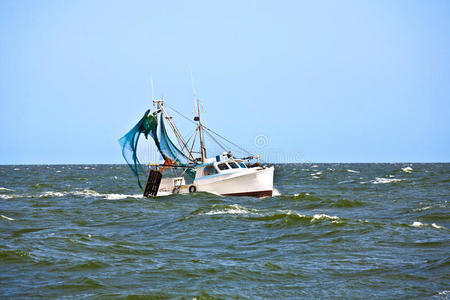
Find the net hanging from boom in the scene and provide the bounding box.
[119,109,190,189]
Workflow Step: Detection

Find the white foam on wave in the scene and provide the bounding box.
[1,214,14,221]
[402,166,413,173]
[36,189,143,200]
[413,206,432,212]
[0,187,13,192]
[411,221,447,230]
[294,192,311,197]
[372,177,404,184]
[438,290,450,298]
[272,188,281,196]
[431,223,446,230]
[104,193,143,200]
[311,214,340,222]
[311,165,318,168]
[347,169,359,173]
[13,168,20,171]
[311,171,322,176]
[411,221,425,227]
[201,204,260,216]
[40,191,65,197]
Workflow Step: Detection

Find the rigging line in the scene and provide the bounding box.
[203,129,228,152]
[158,105,194,161]
[166,105,197,125]
[180,129,196,153]
[166,104,253,156]
[189,128,199,158]
[202,125,253,156]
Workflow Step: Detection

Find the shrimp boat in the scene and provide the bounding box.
[119,97,274,197]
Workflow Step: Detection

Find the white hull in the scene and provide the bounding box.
[194,166,274,197]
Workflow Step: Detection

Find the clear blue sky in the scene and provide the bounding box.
[0,0,449,164]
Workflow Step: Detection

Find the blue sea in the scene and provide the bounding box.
[0,163,449,299]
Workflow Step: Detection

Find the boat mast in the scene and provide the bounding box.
[196,98,207,163]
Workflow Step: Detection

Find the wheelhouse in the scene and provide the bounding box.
[194,158,248,180]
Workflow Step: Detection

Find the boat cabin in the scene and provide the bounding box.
[194,154,248,181]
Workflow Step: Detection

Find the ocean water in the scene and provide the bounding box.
[0,163,448,299]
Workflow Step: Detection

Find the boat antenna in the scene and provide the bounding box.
[190,72,206,162]
[150,76,155,101]
[190,71,197,114]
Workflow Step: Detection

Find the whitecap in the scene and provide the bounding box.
[311,165,318,168]
[272,188,281,196]
[40,191,66,197]
[311,214,339,222]
[431,223,446,230]
[411,221,425,227]
[347,169,359,173]
[413,206,432,212]
[1,214,14,221]
[72,189,103,197]
[201,204,260,216]
[13,168,20,171]
[0,187,13,192]
[372,177,404,184]
[0,194,19,199]
[311,171,322,176]
[294,192,310,197]
[104,193,143,200]
[402,166,413,173]
[56,170,62,173]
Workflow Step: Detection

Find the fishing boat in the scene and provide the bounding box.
[119,95,274,197]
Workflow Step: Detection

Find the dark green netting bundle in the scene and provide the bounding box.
[119,109,191,189]
[119,110,158,189]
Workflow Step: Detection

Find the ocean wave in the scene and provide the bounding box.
[199,204,261,216]
[0,187,13,192]
[347,169,360,173]
[372,177,404,184]
[331,198,365,208]
[311,214,340,222]
[411,221,426,227]
[37,189,143,200]
[411,221,447,230]
[402,166,413,173]
[272,188,281,196]
[0,249,33,262]
[431,223,446,230]
[195,205,341,225]
[412,203,447,212]
[0,194,17,200]
[1,214,15,221]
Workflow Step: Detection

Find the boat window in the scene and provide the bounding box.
[203,165,218,176]
[217,163,229,170]
[239,163,246,168]
[228,162,239,169]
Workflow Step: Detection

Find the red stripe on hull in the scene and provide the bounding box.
[223,190,273,198]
